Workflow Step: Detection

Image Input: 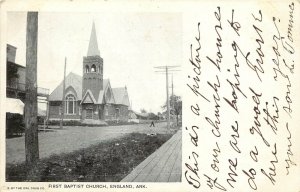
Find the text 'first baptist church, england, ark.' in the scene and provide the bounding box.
[48,23,131,123]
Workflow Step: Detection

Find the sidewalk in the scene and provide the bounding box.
[121,129,182,182]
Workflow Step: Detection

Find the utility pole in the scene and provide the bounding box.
[171,74,174,110]
[172,75,174,96]
[24,12,39,174]
[166,67,170,130]
[46,96,49,128]
[154,66,180,131]
[60,57,66,129]
[170,74,174,122]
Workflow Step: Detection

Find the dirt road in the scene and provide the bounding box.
[6,122,171,164]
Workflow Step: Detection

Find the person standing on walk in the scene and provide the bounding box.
[150,121,155,127]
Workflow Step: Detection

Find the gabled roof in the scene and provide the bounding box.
[49,73,130,107]
[98,80,116,104]
[49,72,82,101]
[81,89,97,104]
[112,87,130,106]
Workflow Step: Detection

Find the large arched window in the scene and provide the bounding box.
[91,64,96,72]
[65,94,76,114]
[85,65,90,73]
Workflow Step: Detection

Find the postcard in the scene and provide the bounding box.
[0,0,299,191]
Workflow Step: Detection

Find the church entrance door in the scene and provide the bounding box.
[99,109,103,120]
[86,109,93,119]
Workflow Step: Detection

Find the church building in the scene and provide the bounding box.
[48,23,130,123]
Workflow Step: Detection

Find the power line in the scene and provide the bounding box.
[154,70,181,73]
[154,65,180,69]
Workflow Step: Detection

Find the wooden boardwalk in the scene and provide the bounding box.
[121,130,182,182]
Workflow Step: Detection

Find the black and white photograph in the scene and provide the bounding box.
[1,1,300,192]
[5,11,183,182]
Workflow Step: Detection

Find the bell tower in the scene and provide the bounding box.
[82,22,103,101]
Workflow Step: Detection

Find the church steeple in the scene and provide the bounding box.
[82,22,103,103]
[87,22,100,56]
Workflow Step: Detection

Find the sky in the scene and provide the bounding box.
[7,12,183,113]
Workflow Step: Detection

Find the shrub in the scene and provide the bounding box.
[47,120,82,126]
[106,120,137,126]
[47,119,139,127]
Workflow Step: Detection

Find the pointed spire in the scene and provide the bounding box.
[87,22,100,56]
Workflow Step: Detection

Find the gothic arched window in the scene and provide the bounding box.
[91,64,96,72]
[85,65,90,73]
[65,94,76,114]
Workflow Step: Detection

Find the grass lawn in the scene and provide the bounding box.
[6,132,173,182]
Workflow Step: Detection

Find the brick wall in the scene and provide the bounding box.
[49,104,60,118]
[104,104,128,121]
[82,55,103,100]
[104,104,116,120]
[117,105,129,121]
[49,102,129,122]
[49,101,81,120]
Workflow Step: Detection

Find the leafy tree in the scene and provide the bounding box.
[157,112,162,120]
[140,108,147,113]
[148,112,159,120]
[162,95,182,126]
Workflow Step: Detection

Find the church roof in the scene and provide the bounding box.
[87,22,100,56]
[97,79,109,104]
[82,89,97,102]
[112,87,130,106]
[49,72,82,101]
[49,72,130,107]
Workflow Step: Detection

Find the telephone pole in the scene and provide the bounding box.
[171,74,174,110]
[166,67,170,130]
[154,66,180,131]
[172,74,174,96]
[60,57,67,129]
[24,12,39,173]
[169,73,177,123]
